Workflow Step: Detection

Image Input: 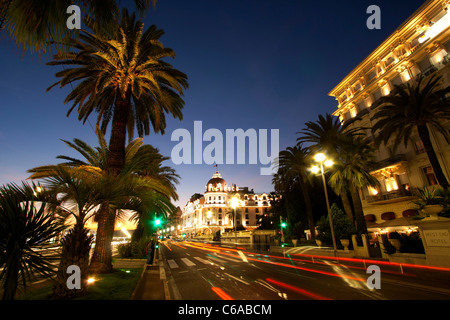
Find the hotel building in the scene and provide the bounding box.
[181,170,276,238]
[328,0,450,232]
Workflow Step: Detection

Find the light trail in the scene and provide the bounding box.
[162,241,172,251]
[266,278,332,300]
[184,241,366,282]
[211,287,234,300]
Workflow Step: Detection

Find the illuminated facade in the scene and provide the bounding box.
[328,0,450,232]
[181,170,276,238]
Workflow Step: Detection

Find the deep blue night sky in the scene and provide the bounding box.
[0,0,426,209]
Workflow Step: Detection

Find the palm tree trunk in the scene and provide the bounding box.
[2,249,19,300]
[53,224,92,299]
[340,191,354,223]
[90,92,130,273]
[107,93,130,175]
[417,124,449,189]
[300,184,316,240]
[89,204,114,273]
[350,185,367,234]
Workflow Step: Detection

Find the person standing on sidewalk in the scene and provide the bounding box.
[146,240,155,265]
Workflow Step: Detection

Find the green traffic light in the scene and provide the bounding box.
[281,222,287,228]
[155,219,161,226]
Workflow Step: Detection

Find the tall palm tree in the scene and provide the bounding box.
[37,164,164,298]
[46,9,188,176]
[28,129,179,273]
[0,182,65,300]
[0,0,156,54]
[327,136,379,234]
[296,113,357,221]
[371,74,450,189]
[45,10,187,271]
[274,145,316,240]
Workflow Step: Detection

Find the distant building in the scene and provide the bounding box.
[328,0,450,233]
[181,170,278,238]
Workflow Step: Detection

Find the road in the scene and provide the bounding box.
[159,239,450,300]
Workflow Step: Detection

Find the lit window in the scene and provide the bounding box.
[384,177,398,192]
[381,83,390,96]
[368,186,379,195]
[401,70,411,82]
[422,166,438,186]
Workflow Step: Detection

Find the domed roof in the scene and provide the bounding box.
[206,171,227,192]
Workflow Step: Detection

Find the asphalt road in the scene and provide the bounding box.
[159,239,450,300]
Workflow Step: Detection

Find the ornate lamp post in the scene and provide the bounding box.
[311,153,338,257]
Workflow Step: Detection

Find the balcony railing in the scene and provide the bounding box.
[366,187,419,204]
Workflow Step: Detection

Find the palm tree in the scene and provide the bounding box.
[37,164,165,298]
[0,182,65,300]
[371,74,450,189]
[297,113,361,155]
[274,145,316,240]
[45,10,187,271]
[296,113,357,221]
[327,136,379,234]
[28,129,179,273]
[46,9,188,176]
[0,0,156,54]
[38,166,97,299]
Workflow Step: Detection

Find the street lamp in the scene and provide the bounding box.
[311,152,338,257]
[230,196,239,232]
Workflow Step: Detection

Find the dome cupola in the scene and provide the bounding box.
[206,171,227,192]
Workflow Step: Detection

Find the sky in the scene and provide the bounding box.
[0,0,427,210]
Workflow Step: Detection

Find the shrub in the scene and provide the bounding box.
[316,203,356,248]
[117,243,132,258]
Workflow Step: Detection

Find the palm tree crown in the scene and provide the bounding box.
[371,74,450,188]
[0,0,156,54]
[47,8,188,139]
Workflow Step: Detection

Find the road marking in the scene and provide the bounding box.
[194,256,213,265]
[224,272,250,285]
[237,250,248,263]
[181,258,196,267]
[167,259,179,269]
[215,253,242,263]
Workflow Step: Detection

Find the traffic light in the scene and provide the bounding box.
[154,218,161,226]
[281,222,287,228]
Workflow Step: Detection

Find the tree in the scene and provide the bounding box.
[274,145,316,239]
[0,0,156,54]
[371,74,450,189]
[28,129,179,273]
[296,113,358,221]
[327,135,379,234]
[316,203,356,247]
[46,9,187,272]
[0,182,65,300]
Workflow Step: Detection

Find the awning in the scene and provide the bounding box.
[367,217,418,229]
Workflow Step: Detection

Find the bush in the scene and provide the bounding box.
[399,232,425,254]
[117,243,132,258]
[117,236,153,258]
[316,203,356,248]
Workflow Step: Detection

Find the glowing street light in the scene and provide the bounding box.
[230,196,239,232]
[311,152,338,257]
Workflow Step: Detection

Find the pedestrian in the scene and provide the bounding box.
[146,239,155,265]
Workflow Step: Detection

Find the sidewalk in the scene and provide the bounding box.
[128,249,169,300]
